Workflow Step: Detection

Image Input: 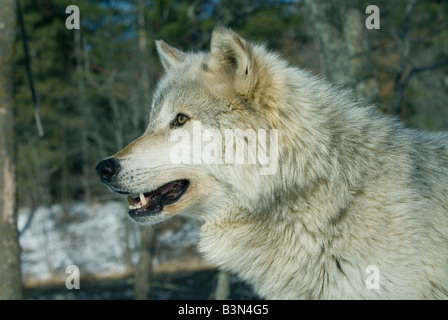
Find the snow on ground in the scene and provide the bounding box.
[18,201,201,285]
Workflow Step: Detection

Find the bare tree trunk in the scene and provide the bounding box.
[0,0,23,300]
[138,0,151,108]
[74,29,91,203]
[134,226,156,300]
[304,0,379,103]
[393,0,416,116]
[107,84,124,151]
[60,123,70,211]
[133,0,158,300]
[214,271,230,300]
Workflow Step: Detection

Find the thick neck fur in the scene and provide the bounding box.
[198,48,426,299]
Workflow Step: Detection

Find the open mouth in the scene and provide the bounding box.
[127,180,189,217]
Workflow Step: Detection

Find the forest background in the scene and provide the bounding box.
[14,0,448,209]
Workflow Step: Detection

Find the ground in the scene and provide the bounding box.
[23,269,260,300]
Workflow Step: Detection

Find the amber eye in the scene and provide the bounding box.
[171,113,189,127]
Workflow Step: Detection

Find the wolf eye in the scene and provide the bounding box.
[171,113,190,127]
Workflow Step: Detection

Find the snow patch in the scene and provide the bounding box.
[18,201,200,284]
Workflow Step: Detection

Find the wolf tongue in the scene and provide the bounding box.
[128,182,179,210]
[158,182,176,195]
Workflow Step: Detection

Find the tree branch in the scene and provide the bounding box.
[403,55,448,89]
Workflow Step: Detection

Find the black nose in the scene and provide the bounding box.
[96,158,120,182]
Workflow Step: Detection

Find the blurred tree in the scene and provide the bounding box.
[74,27,91,204]
[0,0,23,300]
[214,270,230,300]
[392,0,448,117]
[14,0,77,208]
[304,0,379,103]
[134,226,156,300]
[134,0,157,300]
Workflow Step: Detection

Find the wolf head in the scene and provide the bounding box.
[96,27,288,225]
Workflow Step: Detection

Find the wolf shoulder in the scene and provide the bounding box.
[405,128,448,180]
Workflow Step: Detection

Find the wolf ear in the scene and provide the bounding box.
[156,40,186,71]
[207,27,256,95]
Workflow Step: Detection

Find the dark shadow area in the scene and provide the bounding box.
[23,269,260,300]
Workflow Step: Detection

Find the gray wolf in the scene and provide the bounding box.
[96,27,448,299]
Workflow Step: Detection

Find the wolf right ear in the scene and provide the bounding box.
[155,40,186,71]
[206,27,257,97]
